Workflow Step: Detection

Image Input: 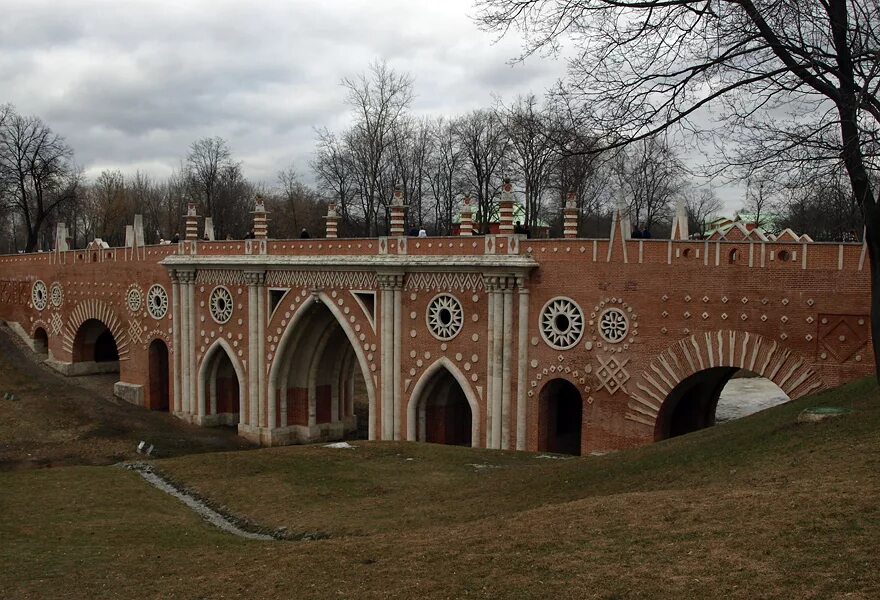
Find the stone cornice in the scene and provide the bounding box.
[161,254,538,274]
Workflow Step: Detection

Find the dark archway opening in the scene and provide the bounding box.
[655,367,738,440]
[148,339,170,412]
[33,327,48,355]
[416,368,473,446]
[72,319,119,364]
[538,378,583,455]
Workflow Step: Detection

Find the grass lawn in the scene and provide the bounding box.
[1,330,879,598]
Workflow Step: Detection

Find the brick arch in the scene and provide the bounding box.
[407,356,481,447]
[61,299,130,361]
[197,338,246,421]
[30,319,49,338]
[268,290,376,435]
[625,330,826,430]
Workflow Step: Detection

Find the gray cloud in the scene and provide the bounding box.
[1,0,743,209]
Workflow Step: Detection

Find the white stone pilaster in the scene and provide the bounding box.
[515,278,529,450]
[171,271,181,414]
[484,277,495,448]
[247,280,259,427]
[501,279,513,450]
[392,283,402,440]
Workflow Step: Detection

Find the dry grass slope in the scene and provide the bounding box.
[0,330,878,599]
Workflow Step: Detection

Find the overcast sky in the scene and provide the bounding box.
[1,0,744,210]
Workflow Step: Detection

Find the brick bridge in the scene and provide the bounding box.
[0,194,872,455]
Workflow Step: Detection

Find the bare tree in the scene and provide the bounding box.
[742,177,774,230]
[616,137,684,233]
[428,117,464,235]
[313,128,358,233]
[341,60,414,235]
[0,108,79,251]
[501,95,555,227]
[775,169,863,241]
[454,110,509,232]
[274,164,326,237]
[477,0,880,377]
[186,137,239,219]
[685,186,723,238]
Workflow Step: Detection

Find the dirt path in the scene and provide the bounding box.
[0,324,255,470]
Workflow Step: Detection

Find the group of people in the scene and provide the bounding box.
[407,227,429,238]
[631,225,652,239]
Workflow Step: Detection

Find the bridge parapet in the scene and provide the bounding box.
[0,232,871,456]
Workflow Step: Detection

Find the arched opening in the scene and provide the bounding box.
[32,327,48,355]
[270,298,371,444]
[71,319,119,372]
[412,366,473,446]
[538,378,583,455]
[655,368,790,440]
[148,339,170,412]
[716,370,791,424]
[201,343,241,426]
[728,248,738,264]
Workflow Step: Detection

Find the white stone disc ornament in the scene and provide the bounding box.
[598,307,629,343]
[50,282,63,308]
[147,284,169,320]
[32,281,48,311]
[426,293,464,341]
[209,286,234,324]
[540,297,584,350]
[127,287,143,313]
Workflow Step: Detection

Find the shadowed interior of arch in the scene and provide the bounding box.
[32,327,48,355]
[202,343,241,426]
[72,319,119,366]
[413,367,473,447]
[655,367,791,440]
[148,339,170,412]
[271,299,368,442]
[538,378,583,455]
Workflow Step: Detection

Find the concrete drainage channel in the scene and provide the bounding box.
[121,462,329,542]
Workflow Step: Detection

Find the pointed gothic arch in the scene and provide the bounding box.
[198,338,246,426]
[407,357,481,447]
[267,290,376,442]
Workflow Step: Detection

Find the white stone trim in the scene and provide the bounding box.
[539,296,585,350]
[425,293,464,341]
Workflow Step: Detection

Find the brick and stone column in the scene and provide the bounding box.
[173,269,196,419]
[377,273,403,440]
[325,202,339,238]
[515,276,529,450]
[501,276,513,449]
[483,274,507,449]
[459,197,473,236]
[499,179,515,235]
[253,196,268,240]
[185,203,199,241]
[389,188,407,237]
[244,271,266,433]
[563,191,579,239]
[170,270,181,414]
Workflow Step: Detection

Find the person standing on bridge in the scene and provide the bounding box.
[299,228,311,239]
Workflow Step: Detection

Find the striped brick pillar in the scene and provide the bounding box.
[459,196,473,236]
[498,179,514,235]
[184,203,199,241]
[252,196,269,240]
[325,202,339,238]
[389,187,407,237]
[563,191,579,239]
